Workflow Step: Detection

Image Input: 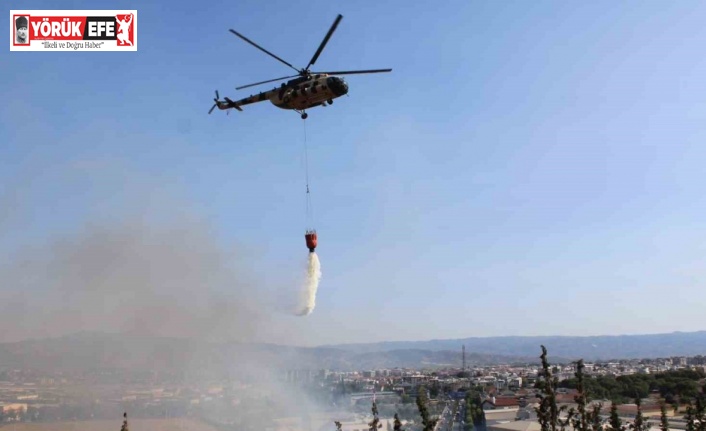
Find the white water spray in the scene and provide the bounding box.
[296,252,321,316]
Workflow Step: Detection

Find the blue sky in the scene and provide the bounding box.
[3,0,706,346]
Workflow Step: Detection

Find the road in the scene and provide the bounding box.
[434,399,465,431]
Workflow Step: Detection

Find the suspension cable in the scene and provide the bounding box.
[303,119,314,230]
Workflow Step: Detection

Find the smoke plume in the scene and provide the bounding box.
[296,252,321,316]
[0,157,341,427]
[0,156,282,343]
[0,217,273,343]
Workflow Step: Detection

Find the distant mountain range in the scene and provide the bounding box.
[320,331,706,361]
[0,332,537,373]
[0,331,704,374]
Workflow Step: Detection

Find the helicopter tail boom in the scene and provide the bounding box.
[224,97,244,111]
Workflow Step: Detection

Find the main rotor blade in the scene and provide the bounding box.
[313,68,393,75]
[229,29,300,74]
[236,74,299,91]
[304,14,343,71]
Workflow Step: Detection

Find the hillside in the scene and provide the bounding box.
[0,332,536,373]
[1,330,704,374]
[322,331,706,360]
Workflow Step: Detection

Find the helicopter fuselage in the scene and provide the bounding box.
[217,74,349,114]
[272,75,349,110]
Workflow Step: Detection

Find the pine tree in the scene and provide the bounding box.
[660,402,670,431]
[416,386,437,431]
[609,403,623,431]
[684,401,696,431]
[394,413,404,431]
[633,397,646,431]
[536,346,567,431]
[571,360,590,431]
[369,400,382,431]
[695,387,706,431]
[120,412,129,431]
[589,404,603,431]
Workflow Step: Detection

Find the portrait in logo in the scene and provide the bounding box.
[15,15,29,44]
[115,13,134,46]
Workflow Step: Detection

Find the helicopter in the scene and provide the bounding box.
[208,14,392,120]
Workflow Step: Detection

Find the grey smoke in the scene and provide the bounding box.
[0,159,274,343]
[1,217,271,343]
[0,153,343,427]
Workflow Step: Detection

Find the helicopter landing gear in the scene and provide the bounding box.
[295,109,308,120]
[327,99,333,104]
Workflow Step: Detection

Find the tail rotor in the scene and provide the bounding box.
[208,90,220,114]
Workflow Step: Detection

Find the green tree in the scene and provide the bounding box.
[608,403,622,431]
[465,389,486,431]
[430,386,440,399]
[632,397,647,431]
[559,369,704,403]
[416,386,437,431]
[340,378,347,396]
[684,402,696,431]
[120,412,129,431]
[660,402,669,431]
[464,400,475,431]
[571,360,590,431]
[394,414,404,431]
[589,404,603,431]
[536,346,569,431]
[369,401,382,431]
[695,387,706,431]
